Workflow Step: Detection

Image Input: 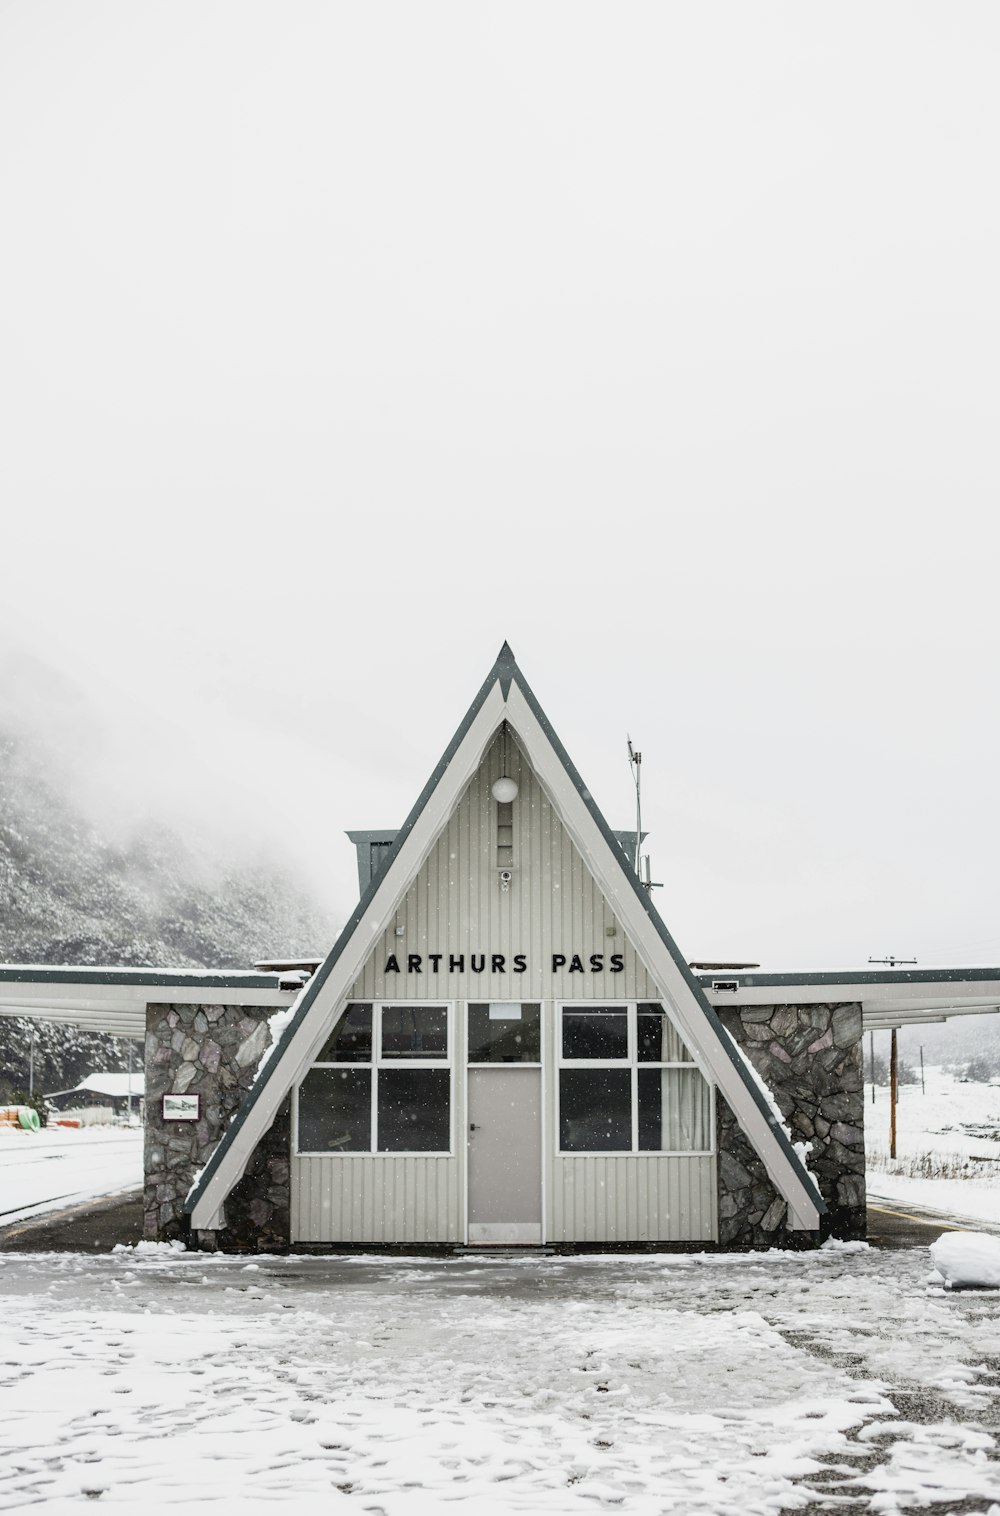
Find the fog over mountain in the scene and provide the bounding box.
[0,654,336,1096]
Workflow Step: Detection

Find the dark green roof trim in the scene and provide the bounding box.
[0,966,285,989]
[496,641,516,698]
[186,646,515,1218]
[694,967,1000,990]
[187,643,825,1221]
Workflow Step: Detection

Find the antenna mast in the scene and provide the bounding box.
[627,737,642,874]
[627,737,662,892]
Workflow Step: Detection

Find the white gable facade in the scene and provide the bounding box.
[185,647,827,1251]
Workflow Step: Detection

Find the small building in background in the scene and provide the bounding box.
[45,1072,145,1125]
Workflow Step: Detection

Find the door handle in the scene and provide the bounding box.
[469,1123,479,1131]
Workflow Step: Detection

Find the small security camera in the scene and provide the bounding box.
[498,869,513,885]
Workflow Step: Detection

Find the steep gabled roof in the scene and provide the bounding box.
[188,644,824,1233]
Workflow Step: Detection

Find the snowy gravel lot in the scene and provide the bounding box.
[2,1243,1000,1514]
[0,1129,142,1227]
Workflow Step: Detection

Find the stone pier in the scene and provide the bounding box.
[715,1001,866,1246]
[144,1003,290,1250]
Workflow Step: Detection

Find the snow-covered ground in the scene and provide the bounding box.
[866,1068,1000,1226]
[1,1245,999,1513]
[1,1068,1000,1508]
[0,1126,142,1227]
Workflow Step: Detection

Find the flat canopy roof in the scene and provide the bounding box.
[694,966,1000,1030]
[2,962,998,1039]
[0,965,296,1038]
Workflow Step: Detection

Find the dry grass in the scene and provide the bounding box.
[867,1145,1000,1182]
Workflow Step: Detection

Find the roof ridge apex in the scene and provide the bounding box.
[492,641,517,698]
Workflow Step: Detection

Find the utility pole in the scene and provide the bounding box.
[889,1029,898,1159]
[29,1028,35,1096]
[919,1044,925,1095]
[870,1031,876,1105]
[869,957,916,1162]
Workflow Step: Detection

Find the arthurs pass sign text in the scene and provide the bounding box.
[384,952,626,975]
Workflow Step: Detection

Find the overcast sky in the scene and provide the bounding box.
[1,3,998,969]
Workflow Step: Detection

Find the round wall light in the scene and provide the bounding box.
[491,776,519,803]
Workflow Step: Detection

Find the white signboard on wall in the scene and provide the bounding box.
[162,1093,200,1122]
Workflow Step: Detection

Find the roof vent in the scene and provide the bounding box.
[346,831,399,895]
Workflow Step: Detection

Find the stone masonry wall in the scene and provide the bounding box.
[716,1094,815,1250]
[215,1096,291,1252]
[144,1003,290,1247]
[715,1001,866,1244]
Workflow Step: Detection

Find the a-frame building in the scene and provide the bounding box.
[185,645,826,1250]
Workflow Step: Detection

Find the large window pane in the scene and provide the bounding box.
[377,1069,451,1151]
[381,1005,448,1059]
[637,1068,711,1151]
[559,1069,631,1151]
[636,1004,691,1064]
[315,1004,372,1063]
[468,1003,541,1063]
[298,1068,371,1152]
[562,1008,628,1061]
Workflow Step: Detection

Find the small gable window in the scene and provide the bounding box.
[297,1003,452,1155]
[557,1002,712,1155]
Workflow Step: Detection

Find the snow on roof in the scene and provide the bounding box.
[0,964,282,982]
[74,1073,145,1099]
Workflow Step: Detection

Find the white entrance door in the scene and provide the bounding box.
[467,1067,542,1244]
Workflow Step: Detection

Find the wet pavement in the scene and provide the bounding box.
[0,1189,143,1252]
[866,1192,1000,1250]
[0,1185,989,1256]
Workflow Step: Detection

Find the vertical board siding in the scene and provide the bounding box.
[547,1156,717,1243]
[293,728,719,1247]
[291,1053,468,1245]
[349,729,655,1002]
[292,1156,461,1244]
[540,1007,718,1245]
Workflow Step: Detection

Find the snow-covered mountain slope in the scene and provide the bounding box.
[0,730,333,969]
[0,726,335,1097]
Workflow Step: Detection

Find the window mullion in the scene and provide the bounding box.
[629,1003,638,1153]
[372,1003,380,1153]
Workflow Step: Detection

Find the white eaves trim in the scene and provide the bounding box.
[0,980,294,1039]
[703,980,1000,1008]
[701,981,1000,1034]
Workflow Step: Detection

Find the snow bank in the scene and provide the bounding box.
[112,1239,186,1256]
[250,1003,300,1086]
[930,1232,1000,1289]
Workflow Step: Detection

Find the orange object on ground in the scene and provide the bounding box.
[0,1105,42,1131]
